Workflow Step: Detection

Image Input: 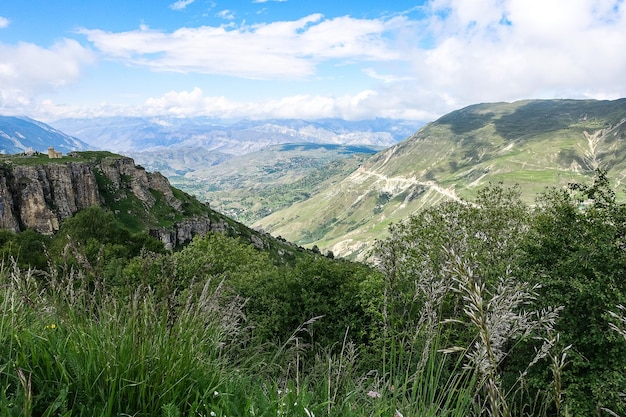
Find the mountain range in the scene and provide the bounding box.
[255,99,626,259]
[0,116,90,154]
[51,117,424,154]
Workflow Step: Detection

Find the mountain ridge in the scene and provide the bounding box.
[51,116,424,154]
[255,98,626,259]
[0,151,304,258]
[0,116,90,154]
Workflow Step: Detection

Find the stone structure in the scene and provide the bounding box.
[48,147,62,159]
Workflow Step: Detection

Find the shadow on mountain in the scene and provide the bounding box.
[435,105,494,135]
[495,99,626,141]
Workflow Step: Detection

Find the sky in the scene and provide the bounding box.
[0,0,625,122]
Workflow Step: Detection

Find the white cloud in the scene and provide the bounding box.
[10,0,626,122]
[0,16,9,28]
[169,0,195,11]
[0,39,96,114]
[138,87,436,120]
[408,0,626,105]
[78,14,404,80]
[363,68,415,83]
[216,9,235,20]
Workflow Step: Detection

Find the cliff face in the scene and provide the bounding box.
[0,154,222,248]
[8,163,101,233]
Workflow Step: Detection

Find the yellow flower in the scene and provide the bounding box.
[45,323,57,330]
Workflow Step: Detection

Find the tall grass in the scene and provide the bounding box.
[1,253,567,417]
[0,261,235,417]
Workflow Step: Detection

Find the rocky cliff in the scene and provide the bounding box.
[0,152,230,249]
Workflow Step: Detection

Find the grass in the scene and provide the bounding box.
[0,151,123,166]
[0,247,566,417]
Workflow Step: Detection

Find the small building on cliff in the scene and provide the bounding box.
[48,147,62,159]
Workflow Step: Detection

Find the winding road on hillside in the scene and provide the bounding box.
[354,168,465,203]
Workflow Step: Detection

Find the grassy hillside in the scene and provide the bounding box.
[3,173,625,416]
[255,99,626,259]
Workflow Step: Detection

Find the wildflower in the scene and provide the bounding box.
[213,391,219,397]
[45,323,57,330]
[367,390,382,398]
[210,412,216,417]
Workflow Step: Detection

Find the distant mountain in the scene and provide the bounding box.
[51,117,424,154]
[0,116,90,154]
[255,98,626,259]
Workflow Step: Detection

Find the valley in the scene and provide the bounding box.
[2,99,626,260]
[255,99,626,259]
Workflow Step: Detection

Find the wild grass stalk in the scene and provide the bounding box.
[0,258,245,417]
[443,249,562,417]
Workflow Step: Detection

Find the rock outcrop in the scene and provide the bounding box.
[0,154,221,248]
[151,215,229,250]
[9,163,101,233]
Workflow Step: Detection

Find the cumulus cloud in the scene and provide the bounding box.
[138,87,436,120]
[407,0,626,106]
[169,0,195,11]
[23,84,440,122]
[0,16,9,28]
[77,14,404,79]
[10,0,626,122]
[0,39,96,114]
[73,0,626,120]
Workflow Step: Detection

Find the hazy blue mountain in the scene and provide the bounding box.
[0,116,90,154]
[51,117,424,154]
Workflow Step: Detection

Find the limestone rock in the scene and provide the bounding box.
[0,173,20,232]
[0,153,253,252]
[152,216,229,250]
[10,163,101,234]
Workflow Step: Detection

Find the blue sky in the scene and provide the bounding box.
[1,0,625,122]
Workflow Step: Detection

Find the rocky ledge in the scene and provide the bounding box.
[0,153,222,248]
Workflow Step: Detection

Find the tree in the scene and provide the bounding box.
[521,171,626,415]
[6,229,50,270]
[373,183,530,340]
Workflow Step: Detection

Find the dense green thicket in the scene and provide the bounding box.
[1,172,625,416]
[520,172,626,415]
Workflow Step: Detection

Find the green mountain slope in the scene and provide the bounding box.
[255,99,626,259]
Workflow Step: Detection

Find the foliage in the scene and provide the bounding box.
[520,170,626,415]
[0,264,235,417]
[373,184,530,343]
[0,229,50,270]
[372,183,562,416]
